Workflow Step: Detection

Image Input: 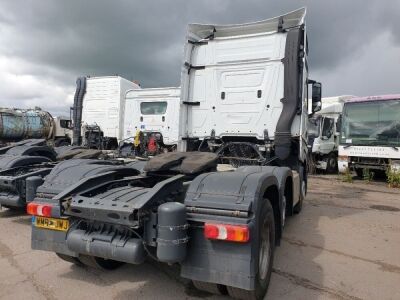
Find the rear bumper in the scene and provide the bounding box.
[31,225,76,256]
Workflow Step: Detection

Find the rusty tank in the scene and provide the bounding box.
[0,108,54,141]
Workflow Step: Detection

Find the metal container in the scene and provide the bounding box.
[157,202,188,263]
[0,109,54,141]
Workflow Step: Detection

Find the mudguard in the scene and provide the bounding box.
[5,145,57,161]
[0,139,46,154]
[0,155,51,170]
[35,159,139,201]
[181,166,292,290]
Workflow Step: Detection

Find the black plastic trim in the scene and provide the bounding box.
[275,27,303,161]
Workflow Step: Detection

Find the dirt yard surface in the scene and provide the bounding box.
[0,176,399,300]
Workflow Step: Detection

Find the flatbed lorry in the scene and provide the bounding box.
[28,8,321,299]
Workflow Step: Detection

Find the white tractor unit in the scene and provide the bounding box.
[29,8,322,300]
[121,87,181,156]
[72,76,140,149]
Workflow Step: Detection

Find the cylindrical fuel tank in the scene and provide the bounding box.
[157,202,188,263]
[0,109,54,141]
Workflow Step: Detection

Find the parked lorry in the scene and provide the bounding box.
[338,94,400,176]
[0,143,105,210]
[308,97,350,172]
[120,87,181,156]
[72,76,140,149]
[29,8,321,299]
[0,108,72,146]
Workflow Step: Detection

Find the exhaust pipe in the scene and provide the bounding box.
[72,77,87,146]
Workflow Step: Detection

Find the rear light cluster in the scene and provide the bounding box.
[204,223,250,243]
[338,155,349,162]
[27,202,53,217]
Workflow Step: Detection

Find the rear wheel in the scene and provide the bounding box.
[355,168,363,178]
[326,153,338,173]
[56,253,83,266]
[227,200,275,300]
[78,255,124,270]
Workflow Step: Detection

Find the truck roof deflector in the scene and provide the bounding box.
[187,7,306,40]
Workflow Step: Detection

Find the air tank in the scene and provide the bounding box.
[157,202,188,263]
[0,108,54,141]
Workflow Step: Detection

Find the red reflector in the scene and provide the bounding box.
[26,202,38,215]
[204,223,249,243]
[26,202,53,217]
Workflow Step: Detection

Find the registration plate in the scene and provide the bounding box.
[33,216,69,232]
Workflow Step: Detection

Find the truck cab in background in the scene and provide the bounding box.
[52,116,72,146]
[308,97,352,173]
[120,87,180,157]
[72,76,140,149]
[338,94,400,176]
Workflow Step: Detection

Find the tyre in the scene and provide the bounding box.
[294,165,306,214]
[78,255,124,270]
[227,200,275,300]
[355,168,363,178]
[326,153,338,174]
[192,280,227,295]
[56,253,83,266]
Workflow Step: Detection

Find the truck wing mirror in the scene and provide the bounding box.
[336,115,342,132]
[311,82,322,113]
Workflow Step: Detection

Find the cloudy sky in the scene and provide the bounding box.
[0,0,399,115]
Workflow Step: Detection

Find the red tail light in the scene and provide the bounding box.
[204,223,250,243]
[27,202,53,217]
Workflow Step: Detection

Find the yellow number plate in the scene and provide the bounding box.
[33,216,69,232]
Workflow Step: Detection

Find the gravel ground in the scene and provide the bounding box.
[0,175,399,300]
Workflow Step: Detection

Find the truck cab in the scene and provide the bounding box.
[121,87,180,156]
[338,94,400,175]
[53,116,72,146]
[308,101,344,172]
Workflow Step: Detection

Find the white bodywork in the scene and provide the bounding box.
[81,76,140,142]
[179,8,307,153]
[312,103,343,154]
[53,116,72,140]
[310,97,352,170]
[309,95,353,113]
[124,87,181,146]
[338,145,400,172]
[338,95,400,173]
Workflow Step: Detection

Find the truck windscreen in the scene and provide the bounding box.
[340,99,400,146]
[140,102,168,115]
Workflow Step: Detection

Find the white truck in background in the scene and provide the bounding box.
[121,87,180,156]
[52,116,73,146]
[308,96,353,172]
[72,76,140,149]
[338,94,400,176]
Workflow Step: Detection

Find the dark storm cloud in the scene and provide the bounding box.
[0,0,399,114]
